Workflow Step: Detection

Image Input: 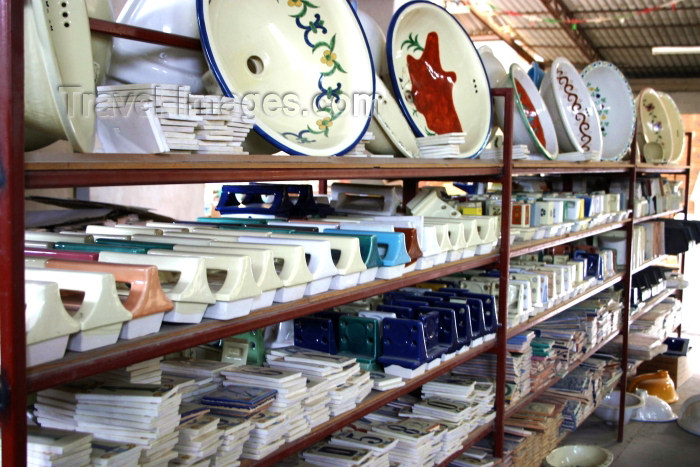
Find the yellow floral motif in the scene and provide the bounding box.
[317,117,333,131]
[288,0,302,7]
[321,50,337,67]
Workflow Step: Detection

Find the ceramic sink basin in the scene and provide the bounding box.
[636,88,675,164]
[108,0,208,94]
[500,63,559,159]
[658,92,685,164]
[387,0,492,158]
[368,77,421,158]
[24,0,100,152]
[581,61,636,161]
[541,57,603,155]
[197,0,375,156]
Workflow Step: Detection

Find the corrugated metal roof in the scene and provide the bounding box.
[455,0,700,78]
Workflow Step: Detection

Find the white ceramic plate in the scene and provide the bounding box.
[658,92,686,164]
[581,61,636,161]
[357,9,389,81]
[368,77,420,158]
[541,57,603,155]
[504,63,559,159]
[387,1,492,159]
[198,0,375,156]
[636,88,675,164]
[108,0,208,94]
[24,0,97,152]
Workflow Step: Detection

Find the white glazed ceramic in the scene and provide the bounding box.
[636,88,675,164]
[498,63,559,159]
[678,394,700,436]
[86,0,113,87]
[478,46,507,89]
[108,0,208,93]
[595,390,643,425]
[24,0,96,152]
[357,9,389,80]
[581,61,636,161]
[541,57,603,155]
[544,445,614,467]
[368,76,421,158]
[198,0,375,156]
[659,92,686,164]
[387,1,492,158]
[632,389,678,422]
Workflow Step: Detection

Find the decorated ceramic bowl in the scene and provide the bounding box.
[545,445,614,467]
[24,0,97,152]
[108,0,208,94]
[658,92,686,164]
[387,1,492,159]
[636,88,675,164]
[581,61,635,161]
[368,77,420,158]
[497,63,559,159]
[198,0,375,156]
[541,57,603,155]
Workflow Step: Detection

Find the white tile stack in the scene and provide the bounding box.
[416,132,466,158]
[90,439,141,466]
[172,414,223,466]
[210,415,253,467]
[346,130,377,157]
[22,427,93,467]
[99,357,163,385]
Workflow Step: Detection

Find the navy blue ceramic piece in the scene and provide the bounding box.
[294,316,339,354]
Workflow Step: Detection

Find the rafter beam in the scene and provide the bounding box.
[515,6,699,15]
[513,23,700,31]
[455,12,537,64]
[536,0,601,62]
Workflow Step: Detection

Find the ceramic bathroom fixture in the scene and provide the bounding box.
[678,395,700,436]
[236,236,338,296]
[357,9,389,81]
[369,215,446,269]
[460,216,500,256]
[478,46,508,146]
[636,88,675,164]
[108,0,208,93]
[541,57,603,155]
[407,187,462,219]
[628,370,680,404]
[594,390,644,425]
[25,281,80,367]
[24,0,97,152]
[148,250,261,320]
[425,221,462,262]
[172,245,283,310]
[43,259,172,340]
[387,0,492,158]
[368,76,421,158]
[331,183,403,216]
[25,232,94,245]
[197,0,375,156]
[334,228,411,280]
[97,252,215,324]
[658,92,686,164]
[25,268,133,352]
[544,445,614,467]
[632,389,678,422]
[499,63,559,159]
[86,225,162,237]
[580,61,636,161]
[210,242,313,303]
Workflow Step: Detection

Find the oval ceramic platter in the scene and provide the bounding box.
[24,0,97,152]
[508,63,559,159]
[368,77,421,158]
[581,61,636,161]
[541,57,603,156]
[109,0,208,94]
[658,92,685,164]
[386,1,492,159]
[636,88,675,164]
[197,0,375,156]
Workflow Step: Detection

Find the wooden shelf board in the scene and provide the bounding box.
[26,252,499,392]
[242,340,497,466]
[633,209,684,224]
[510,221,628,258]
[631,255,671,275]
[504,330,621,419]
[513,161,634,176]
[24,153,503,188]
[507,273,624,338]
[636,164,690,174]
[436,421,496,467]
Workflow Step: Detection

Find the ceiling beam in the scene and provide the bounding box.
[513,23,700,31]
[535,0,601,62]
[515,6,699,15]
[456,12,537,63]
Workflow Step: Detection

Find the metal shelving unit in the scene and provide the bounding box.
[0,8,694,466]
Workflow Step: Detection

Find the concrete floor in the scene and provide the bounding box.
[564,332,700,466]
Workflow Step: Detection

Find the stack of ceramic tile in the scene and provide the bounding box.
[329,428,397,466]
[99,357,163,385]
[451,448,498,467]
[478,144,530,161]
[241,411,287,461]
[211,415,253,467]
[90,439,142,466]
[532,327,582,376]
[161,360,236,403]
[172,414,223,466]
[631,298,682,340]
[300,441,377,466]
[303,379,332,428]
[372,418,441,466]
[33,386,80,431]
[189,94,254,155]
[422,374,476,402]
[370,371,405,391]
[349,371,374,403]
[503,402,564,467]
[452,351,530,405]
[416,132,466,158]
[199,385,277,419]
[346,130,376,156]
[17,427,93,467]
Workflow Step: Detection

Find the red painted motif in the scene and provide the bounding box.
[406,32,463,134]
[514,79,546,147]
